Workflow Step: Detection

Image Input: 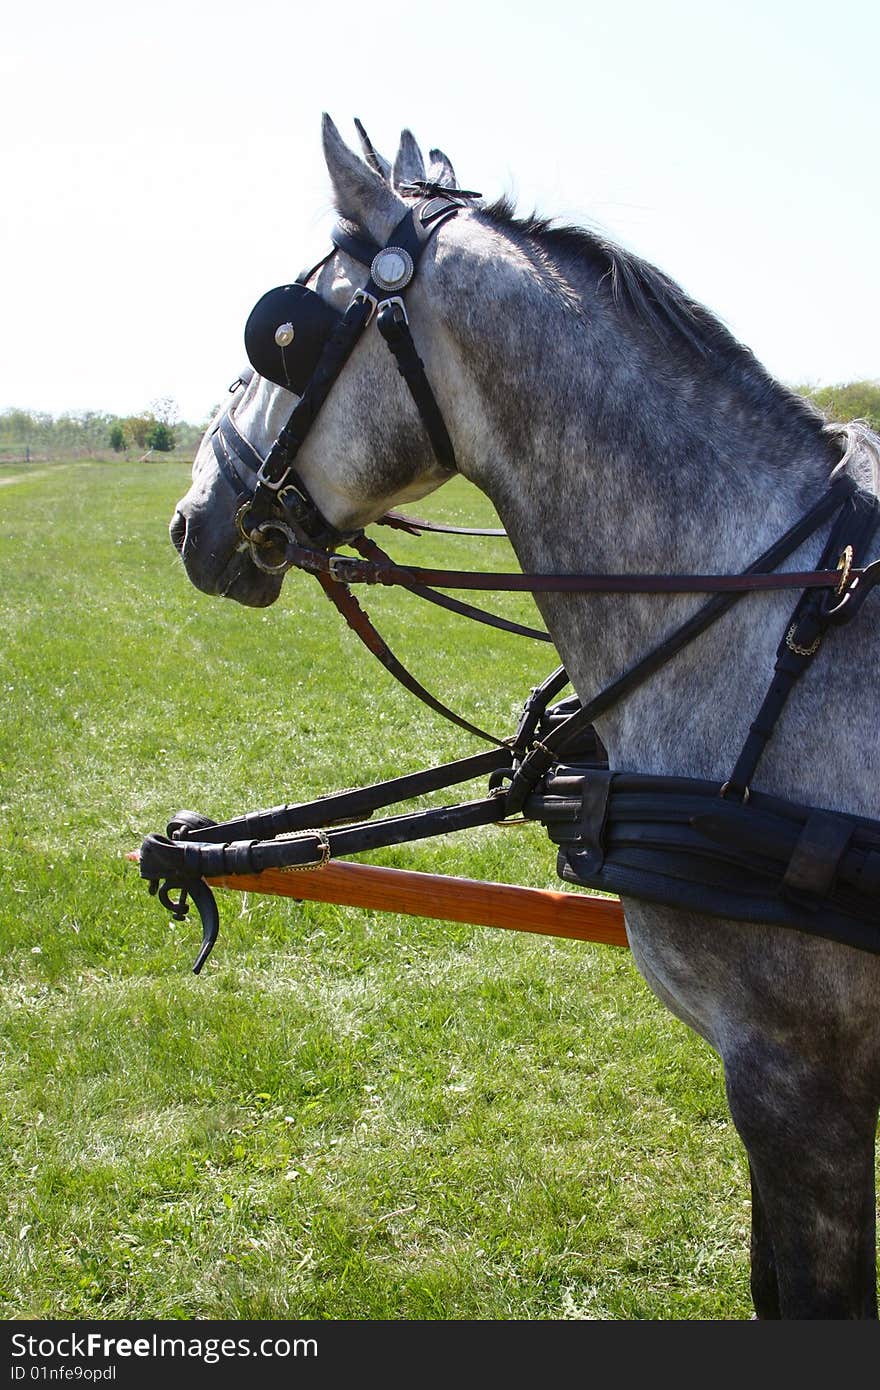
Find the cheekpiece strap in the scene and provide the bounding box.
[245,195,465,524]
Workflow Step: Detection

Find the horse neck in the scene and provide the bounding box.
[432,218,842,771]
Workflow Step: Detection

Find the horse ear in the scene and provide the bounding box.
[392,129,426,190]
[427,148,458,190]
[321,113,402,237]
[354,117,391,182]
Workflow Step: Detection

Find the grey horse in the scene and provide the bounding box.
[170,116,880,1318]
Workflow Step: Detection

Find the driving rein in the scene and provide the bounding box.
[139,184,880,971]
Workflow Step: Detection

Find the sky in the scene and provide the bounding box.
[1,0,877,425]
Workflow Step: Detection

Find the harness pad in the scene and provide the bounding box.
[521,758,880,955]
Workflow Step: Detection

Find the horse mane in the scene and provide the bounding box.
[480,195,833,451]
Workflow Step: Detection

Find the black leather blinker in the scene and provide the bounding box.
[244,283,344,395]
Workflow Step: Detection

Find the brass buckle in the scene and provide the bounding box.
[835,544,854,596]
[280,829,332,871]
[785,623,821,657]
[327,554,366,583]
[235,502,260,546]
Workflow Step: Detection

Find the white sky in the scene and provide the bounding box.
[1,0,877,424]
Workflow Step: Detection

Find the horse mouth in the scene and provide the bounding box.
[216,549,283,607]
[170,509,283,608]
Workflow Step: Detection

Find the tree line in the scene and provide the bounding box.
[796,380,880,433]
[1,381,878,464]
[0,396,209,462]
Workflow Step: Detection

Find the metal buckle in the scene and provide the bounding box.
[836,545,854,596]
[282,829,332,871]
[277,482,311,520]
[255,460,292,492]
[379,296,409,326]
[351,288,378,324]
[327,554,362,584]
[720,781,750,804]
[235,502,256,545]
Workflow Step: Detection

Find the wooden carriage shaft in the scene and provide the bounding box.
[206,860,629,950]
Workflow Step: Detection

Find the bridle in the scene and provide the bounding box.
[213,182,471,568]
[206,180,880,769]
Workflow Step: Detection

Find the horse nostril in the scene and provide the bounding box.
[169,510,187,554]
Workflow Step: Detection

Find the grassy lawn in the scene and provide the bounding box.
[0,459,755,1320]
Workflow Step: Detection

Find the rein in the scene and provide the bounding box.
[273,494,878,599]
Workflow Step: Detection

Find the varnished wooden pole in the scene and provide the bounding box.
[205,860,629,949]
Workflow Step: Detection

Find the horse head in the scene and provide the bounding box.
[170,116,469,607]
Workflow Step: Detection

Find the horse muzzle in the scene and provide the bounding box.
[169,506,283,608]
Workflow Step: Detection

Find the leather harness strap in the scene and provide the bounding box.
[312,565,510,747]
[721,485,880,801]
[375,298,457,474]
[249,195,461,498]
[353,533,551,643]
[377,511,506,538]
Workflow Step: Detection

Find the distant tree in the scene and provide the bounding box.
[124,415,153,450]
[0,409,36,446]
[148,396,180,428]
[108,422,127,452]
[797,380,880,432]
[145,420,175,452]
[1,405,196,459]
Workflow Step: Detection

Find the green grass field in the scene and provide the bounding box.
[0,459,757,1320]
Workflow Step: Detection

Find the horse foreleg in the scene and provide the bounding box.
[724,1044,878,1319]
[747,1160,781,1319]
